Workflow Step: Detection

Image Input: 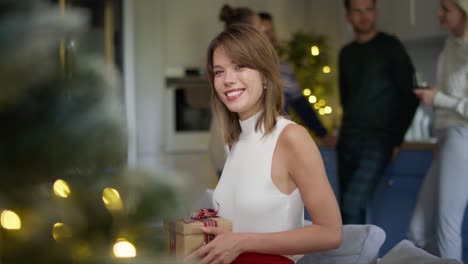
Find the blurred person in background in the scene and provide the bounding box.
[408,0,468,260]
[337,0,419,224]
[258,12,337,149]
[219,4,261,29]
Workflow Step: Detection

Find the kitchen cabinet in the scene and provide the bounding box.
[366,147,432,256]
[368,146,468,261]
[377,0,445,41]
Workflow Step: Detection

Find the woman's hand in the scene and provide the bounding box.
[184,227,244,264]
[413,88,438,106]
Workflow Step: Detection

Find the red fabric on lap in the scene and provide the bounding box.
[231,252,294,264]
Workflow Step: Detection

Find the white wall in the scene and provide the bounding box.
[130,0,166,171]
[163,0,308,69]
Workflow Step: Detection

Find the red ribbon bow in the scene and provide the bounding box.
[190,207,218,219]
[169,205,222,256]
[187,205,220,245]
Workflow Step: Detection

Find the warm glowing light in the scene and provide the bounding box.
[53,179,71,198]
[113,238,136,258]
[318,108,326,115]
[72,243,92,259]
[52,222,72,240]
[322,66,331,74]
[318,99,326,106]
[102,188,124,212]
[303,89,312,96]
[314,104,321,110]
[324,106,333,114]
[311,45,320,56]
[1,210,21,230]
[337,107,343,115]
[308,95,317,104]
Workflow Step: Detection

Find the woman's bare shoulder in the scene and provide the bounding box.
[280,123,315,146]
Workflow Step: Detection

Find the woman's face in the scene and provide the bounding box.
[438,0,466,36]
[250,14,262,31]
[212,46,264,120]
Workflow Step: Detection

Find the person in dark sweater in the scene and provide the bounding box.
[337,0,419,224]
[258,12,336,148]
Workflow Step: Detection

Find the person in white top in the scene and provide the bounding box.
[408,0,468,261]
[185,24,342,264]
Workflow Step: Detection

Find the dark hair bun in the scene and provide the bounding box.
[219,4,254,28]
[219,4,233,23]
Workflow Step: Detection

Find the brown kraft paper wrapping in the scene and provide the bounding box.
[165,217,232,259]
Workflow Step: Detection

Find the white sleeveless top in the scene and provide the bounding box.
[212,112,304,235]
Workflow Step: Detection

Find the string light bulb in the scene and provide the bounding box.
[1,210,21,230]
[113,238,136,258]
[53,179,71,198]
[52,222,72,240]
[311,45,320,56]
[102,188,124,212]
[308,95,317,104]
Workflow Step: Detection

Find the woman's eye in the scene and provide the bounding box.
[214,70,223,76]
[235,65,245,70]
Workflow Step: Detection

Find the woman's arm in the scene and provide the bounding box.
[236,124,342,255]
[185,124,342,263]
[414,88,468,120]
[434,91,468,120]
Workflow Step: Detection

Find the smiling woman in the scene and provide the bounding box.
[212,47,266,121]
[185,24,342,264]
[206,23,283,146]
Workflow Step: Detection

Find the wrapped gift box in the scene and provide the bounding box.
[166,217,232,258]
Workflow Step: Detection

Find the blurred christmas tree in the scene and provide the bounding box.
[0,1,184,263]
[277,31,340,132]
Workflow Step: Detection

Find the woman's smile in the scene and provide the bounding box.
[213,47,264,120]
[225,88,246,101]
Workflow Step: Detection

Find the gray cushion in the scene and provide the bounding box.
[379,240,461,264]
[298,224,386,264]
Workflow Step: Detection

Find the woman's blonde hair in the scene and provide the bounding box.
[206,24,284,146]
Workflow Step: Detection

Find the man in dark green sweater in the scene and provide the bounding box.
[337,0,419,224]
